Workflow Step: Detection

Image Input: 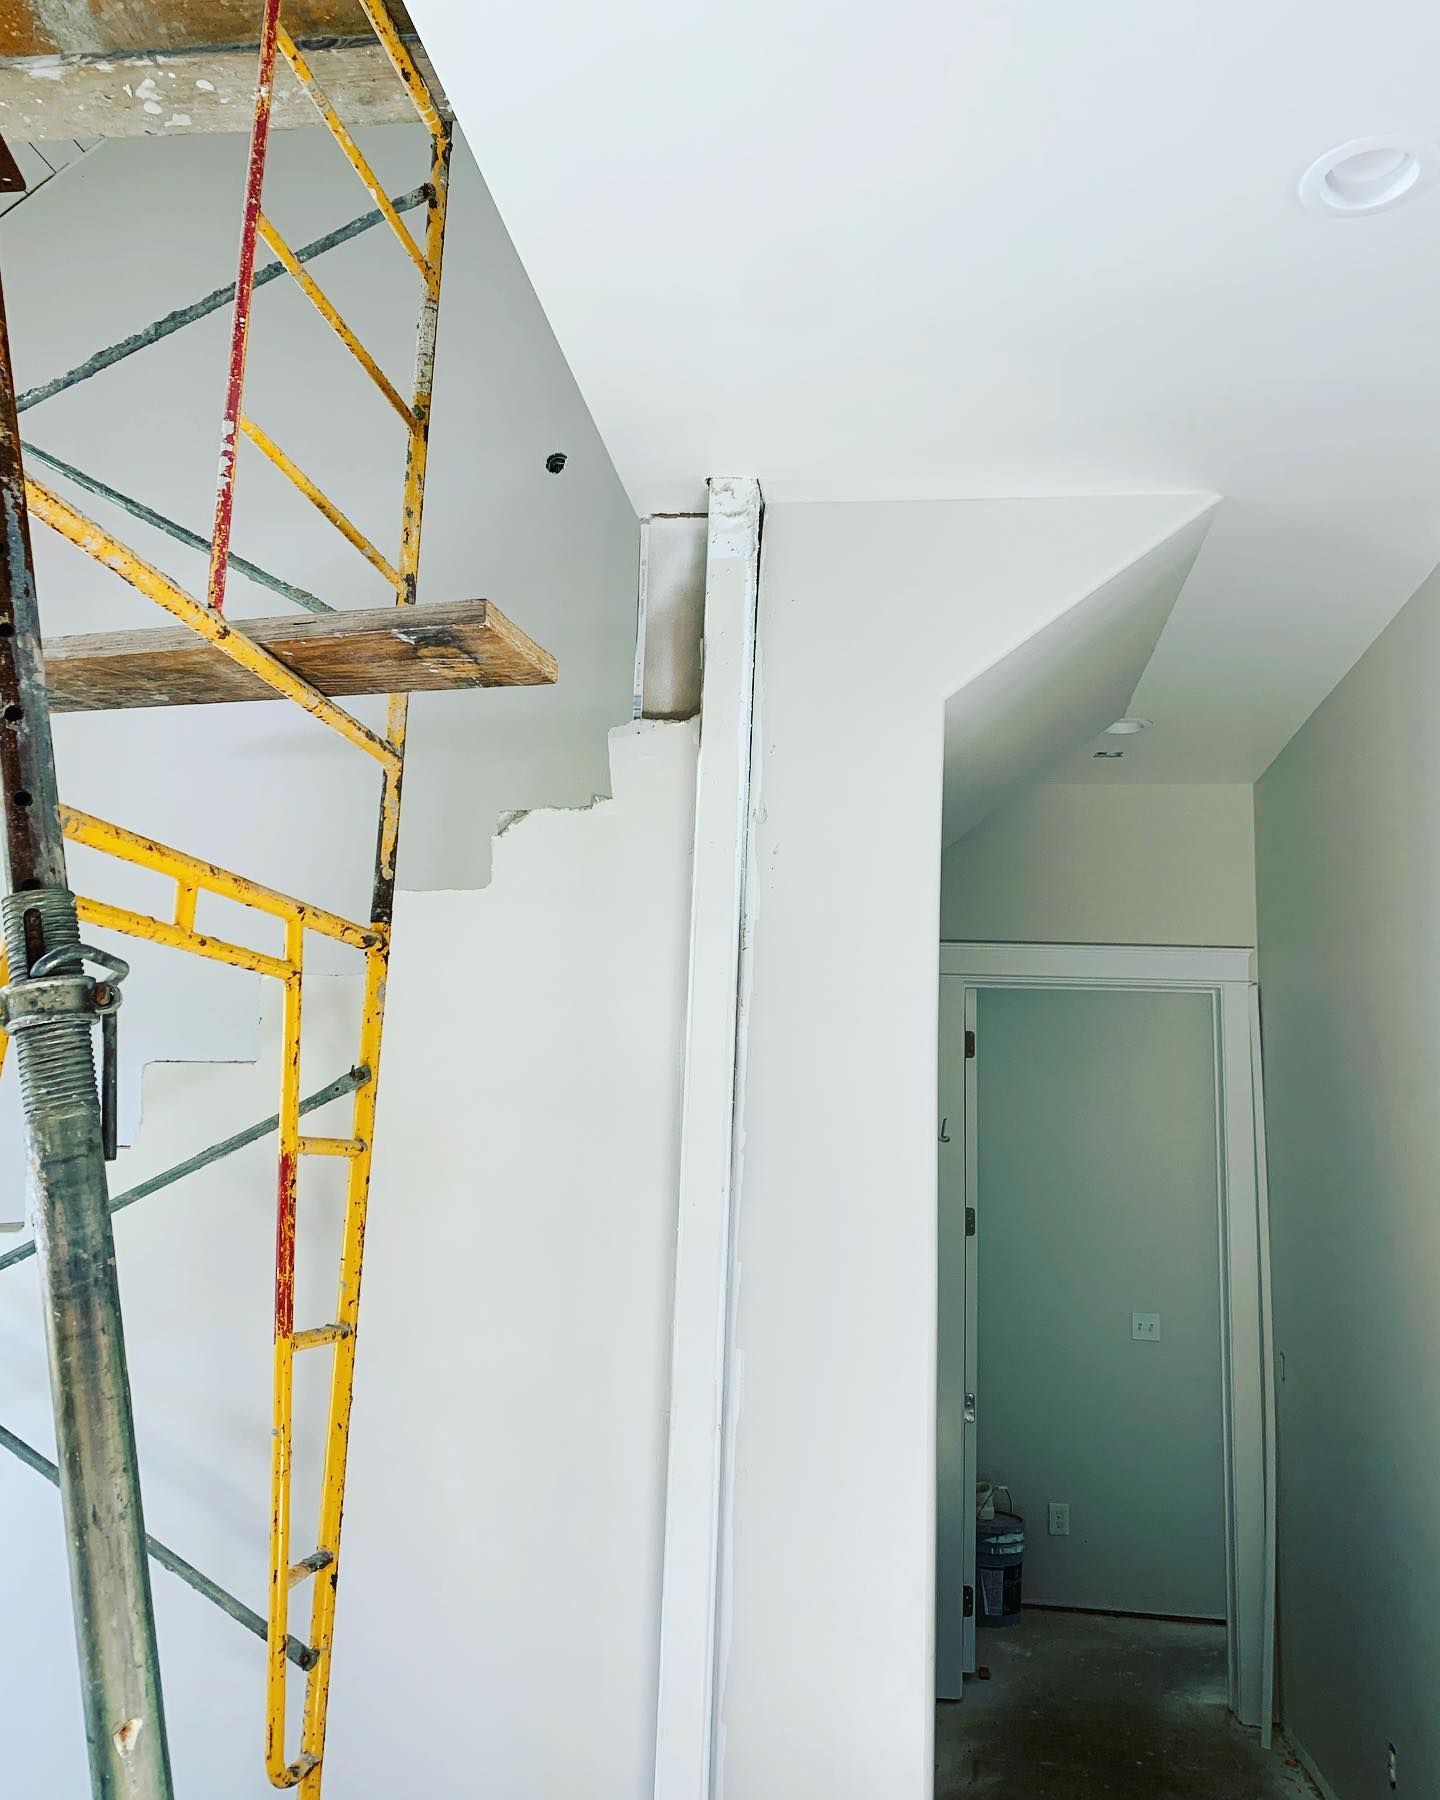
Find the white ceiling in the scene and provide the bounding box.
[408,0,1440,783]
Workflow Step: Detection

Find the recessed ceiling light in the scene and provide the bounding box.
[1299,136,1440,216]
[1104,717,1151,736]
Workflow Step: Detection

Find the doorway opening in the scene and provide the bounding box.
[935,945,1283,1797]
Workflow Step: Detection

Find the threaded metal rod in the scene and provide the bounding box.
[0,267,173,1798]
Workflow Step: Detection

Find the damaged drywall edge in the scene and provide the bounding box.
[496,793,603,839]
[707,479,762,561]
[490,720,696,849]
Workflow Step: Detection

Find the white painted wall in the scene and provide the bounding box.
[716,493,1215,1799]
[941,783,1257,946]
[1255,562,1440,1799]
[0,721,695,1796]
[968,986,1227,1618]
[0,122,636,1162]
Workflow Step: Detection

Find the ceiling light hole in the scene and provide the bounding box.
[1104,717,1151,736]
[1299,137,1439,216]
[1327,146,1413,204]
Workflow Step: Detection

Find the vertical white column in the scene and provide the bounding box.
[653,477,762,1800]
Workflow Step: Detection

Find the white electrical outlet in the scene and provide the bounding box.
[1132,1311,1161,1342]
[1048,1502,1070,1537]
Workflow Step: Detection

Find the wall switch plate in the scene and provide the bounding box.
[1132,1311,1161,1341]
[1048,1502,1070,1537]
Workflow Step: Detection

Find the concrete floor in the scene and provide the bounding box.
[935,1610,1319,1799]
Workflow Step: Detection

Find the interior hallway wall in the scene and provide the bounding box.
[971,985,1227,1618]
[0,723,693,1797]
[0,123,637,1170]
[941,783,1256,945]
[1255,562,1440,1800]
[718,492,1216,1800]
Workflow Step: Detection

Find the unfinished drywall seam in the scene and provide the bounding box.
[711,605,765,1800]
[653,477,762,1800]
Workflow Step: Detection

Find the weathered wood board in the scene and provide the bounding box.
[44,599,557,712]
[0,3,417,58]
[0,39,448,138]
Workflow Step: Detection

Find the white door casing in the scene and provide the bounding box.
[936,943,1276,1737]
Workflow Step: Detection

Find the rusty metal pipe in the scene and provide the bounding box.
[0,268,173,1797]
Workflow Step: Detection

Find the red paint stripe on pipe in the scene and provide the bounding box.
[274,1149,297,1339]
[207,0,283,617]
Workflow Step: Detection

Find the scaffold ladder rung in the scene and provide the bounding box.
[288,1552,334,1589]
[297,1136,365,1159]
[292,1324,353,1351]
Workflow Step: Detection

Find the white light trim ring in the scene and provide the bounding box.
[1299,137,1440,217]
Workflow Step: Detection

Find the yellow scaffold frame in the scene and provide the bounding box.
[0,4,453,1791]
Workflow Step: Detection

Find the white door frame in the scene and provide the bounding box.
[938,942,1277,1740]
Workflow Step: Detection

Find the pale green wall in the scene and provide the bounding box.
[969,986,1228,1618]
[1256,564,1440,1799]
[941,784,1256,946]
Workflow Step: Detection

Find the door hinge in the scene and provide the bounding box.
[963,1585,974,1618]
[964,1028,976,1059]
[965,1205,976,1237]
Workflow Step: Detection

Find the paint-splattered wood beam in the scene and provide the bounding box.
[43,598,559,712]
[0,41,448,140]
[0,1,416,57]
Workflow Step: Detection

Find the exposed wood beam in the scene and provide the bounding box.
[43,598,556,712]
